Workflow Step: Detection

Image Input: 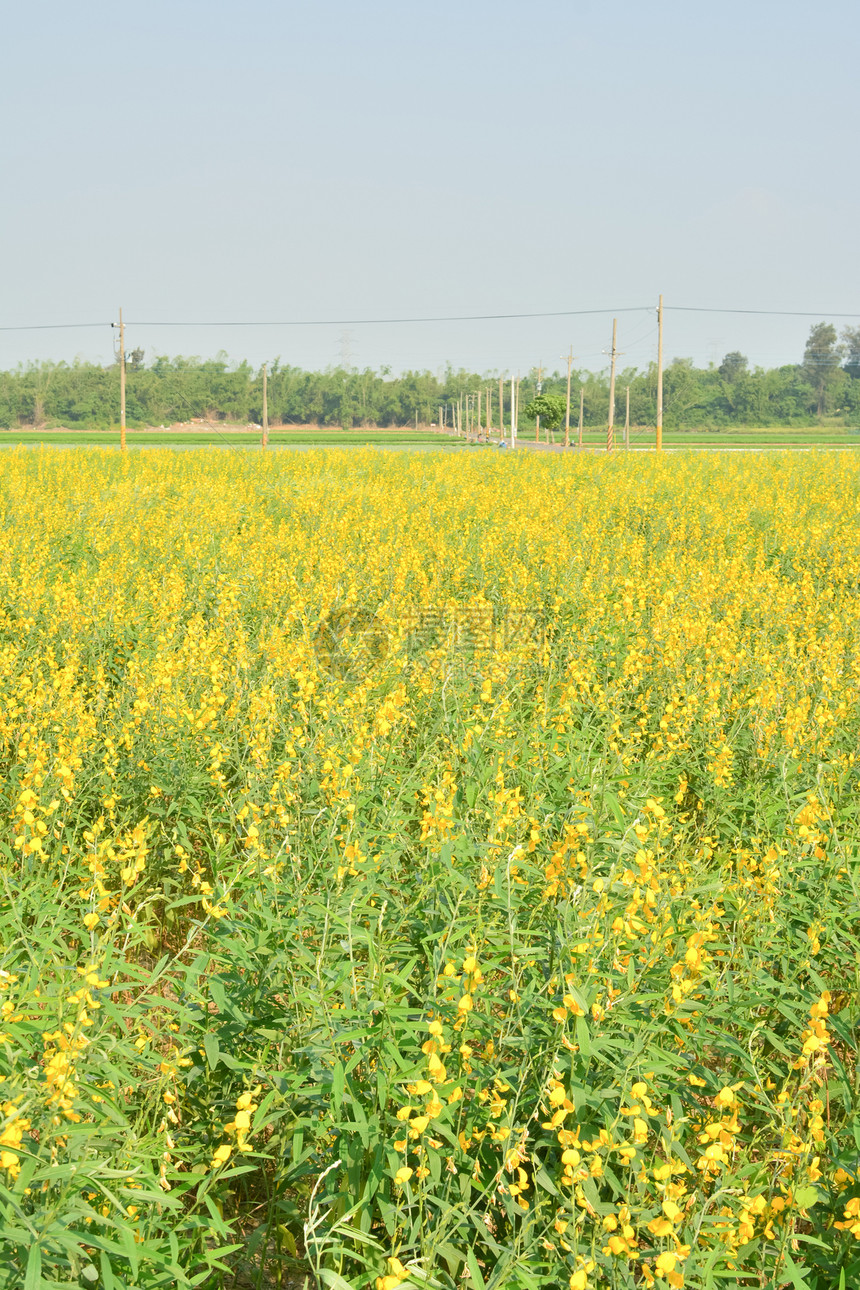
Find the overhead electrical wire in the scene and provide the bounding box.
[1,304,858,334]
[668,306,860,319]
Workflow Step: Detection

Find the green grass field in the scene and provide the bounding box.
[2,426,859,450]
[0,429,455,447]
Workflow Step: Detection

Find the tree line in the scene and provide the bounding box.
[1,323,858,430]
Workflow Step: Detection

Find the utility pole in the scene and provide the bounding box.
[578,386,584,449]
[499,376,504,443]
[509,375,515,448]
[606,318,618,453]
[562,346,574,448]
[477,388,482,439]
[624,385,630,450]
[117,308,126,452]
[508,374,515,448]
[534,361,543,443]
[656,294,664,452]
[262,363,269,448]
[486,386,492,438]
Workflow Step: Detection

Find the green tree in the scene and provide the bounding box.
[802,322,844,417]
[718,351,748,382]
[842,325,860,380]
[522,393,566,432]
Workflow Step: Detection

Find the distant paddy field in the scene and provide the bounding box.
[0,425,858,449]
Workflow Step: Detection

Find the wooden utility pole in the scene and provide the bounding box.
[118,308,126,452]
[486,387,492,438]
[624,385,630,449]
[578,386,584,448]
[606,318,618,453]
[534,361,543,443]
[562,346,573,447]
[656,293,664,451]
[477,388,482,439]
[262,363,269,448]
[509,374,515,448]
[499,376,504,442]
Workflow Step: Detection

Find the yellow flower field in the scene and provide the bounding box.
[0,446,858,1290]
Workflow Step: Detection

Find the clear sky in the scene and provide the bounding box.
[3,0,858,378]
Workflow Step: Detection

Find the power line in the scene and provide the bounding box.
[1,303,859,335]
[125,307,653,327]
[668,306,860,318]
[0,322,109,332]
[0,308,652,332]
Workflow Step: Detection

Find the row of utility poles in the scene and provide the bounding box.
[112,296,665,452]
[435,296,664,452]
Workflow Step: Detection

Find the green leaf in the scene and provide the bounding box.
[203,1032,221,1069]
[575,1015,592,1056]
[782,1252,811,1290]
[332,1061,345,1114]
[534,1167,559,1197]
[24,1243,41,1290]
[319,1270,355,1290]
[794,1185,819,1210]
[278,1225,298,1257]
[466,1249,487,1290]
[100,1251,116,1290]
[602,790,626,829]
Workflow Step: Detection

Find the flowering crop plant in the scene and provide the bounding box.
[0,445,858,1290]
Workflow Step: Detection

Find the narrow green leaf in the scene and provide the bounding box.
[332,1061,345,1114]
[24,1243,41,1290]
[466,1248,486,1290]
[203,1032,220,1070]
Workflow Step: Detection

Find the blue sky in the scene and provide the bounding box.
[3,0,858,377]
